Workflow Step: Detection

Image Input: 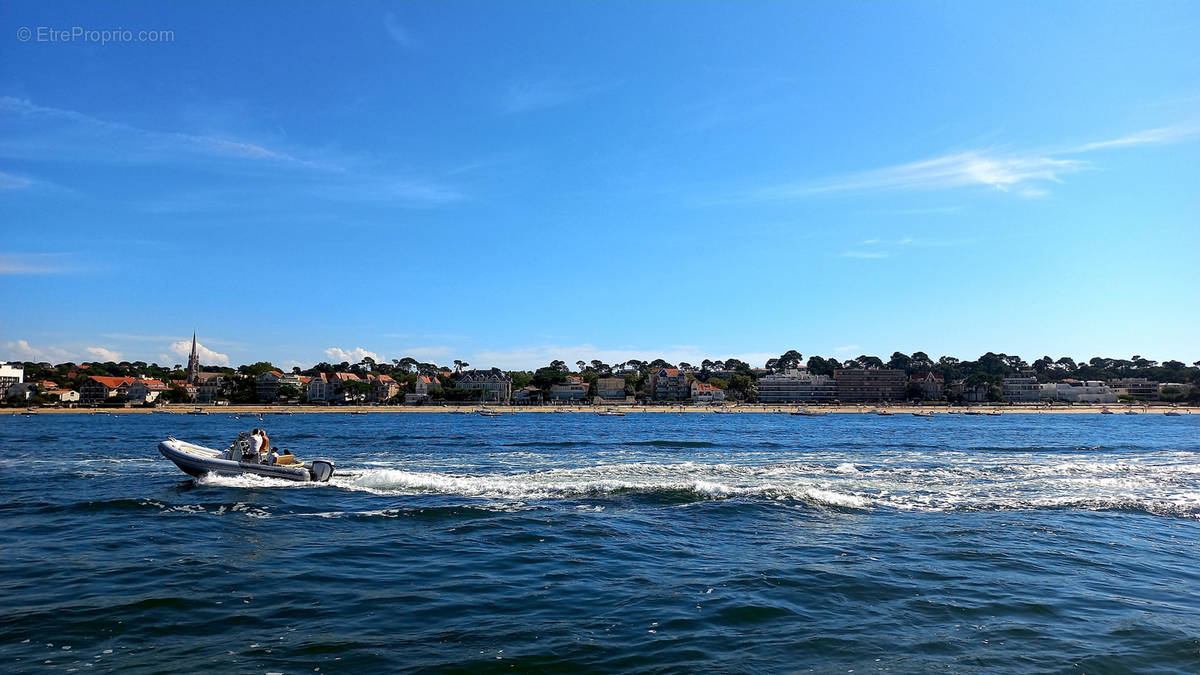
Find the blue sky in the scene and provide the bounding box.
[1,1,1198,370]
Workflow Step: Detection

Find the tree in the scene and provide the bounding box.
[277,384,300,400]
[887,351,912,372]
[549,360,569,373]
[807,356,835,377]
[453,360,464,373]
[778,350,803,370]
[855,355,884,369]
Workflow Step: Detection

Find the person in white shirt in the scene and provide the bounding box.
[246,428,264,462]
[267,447,279,465]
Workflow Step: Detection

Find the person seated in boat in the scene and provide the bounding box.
[266,447,279,465]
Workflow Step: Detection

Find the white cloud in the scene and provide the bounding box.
[1073,125,1199,152]
[325,346,381,363]
[0,253,87,274]
[833,344,861,356]
[1,339,74,363]
[0,96,320,168]
[384,13,416,47]
[0,171,33,189]
[86,346,122,362]
[756,151,1085,200]
[840,250,889,259]
[744,122,1198,201]
[170,340,230,365]
[501,78,620,114]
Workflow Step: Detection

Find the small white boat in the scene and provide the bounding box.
[1124,410,1140,415]
[873,409,893,416]
[987,410,1002,416]
[1100,408,1114,415]
[1164,411,1182,416]
[791,408,827,416]
[912,411,934,418]
[477,409,504,417]
[157,437,334,482]
[713,408,736,415]
[596,408,626,417]
[186,407,209,416]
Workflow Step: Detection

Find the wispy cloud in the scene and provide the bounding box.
[833,344,861,356]
[839,250,889,259]
[1073,125,1200,152]
[383,13,416,48]
[744,123,1198,201]
[0,96,322,168]
[758,151,1085,200]
[0,171,33,189]
[501,78,619,115]
[0,253,90,275]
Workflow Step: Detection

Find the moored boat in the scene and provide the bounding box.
[186,407,209,416]
[157,437,334,482]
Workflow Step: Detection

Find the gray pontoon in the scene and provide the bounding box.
[157,437,334,482]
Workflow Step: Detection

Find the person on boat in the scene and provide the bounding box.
[266,446,279,465]
[257,429,271,455]
[245,428,265,462]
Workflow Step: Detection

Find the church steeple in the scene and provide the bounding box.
[187,331,200,384]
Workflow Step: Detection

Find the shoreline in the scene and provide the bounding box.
[11,404,1198,415]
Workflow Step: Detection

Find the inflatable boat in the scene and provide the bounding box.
[157,437,334,482]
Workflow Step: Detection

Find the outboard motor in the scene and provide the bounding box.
[309,460,335,482]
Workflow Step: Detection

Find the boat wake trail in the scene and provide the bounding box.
[325,456,1200,517]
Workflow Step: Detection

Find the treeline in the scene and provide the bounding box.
[14,349,1200,404]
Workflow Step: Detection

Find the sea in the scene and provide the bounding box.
[2,411,1198,673]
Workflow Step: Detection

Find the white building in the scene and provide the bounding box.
[0,362,24,391]
[690,381,726,403]
[757,369,836,403]
[549,376,589,401]
[1047,380,1117,403]
[1002,376,1046,402]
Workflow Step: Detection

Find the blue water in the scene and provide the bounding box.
[2,412,1199,673]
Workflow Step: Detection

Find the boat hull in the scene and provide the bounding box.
[157,438,334,483]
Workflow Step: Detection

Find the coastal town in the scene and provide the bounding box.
[2,336,1196,411]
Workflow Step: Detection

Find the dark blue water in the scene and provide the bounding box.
[2,412,1199,673]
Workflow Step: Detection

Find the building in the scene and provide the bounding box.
[690,381,726,403]
[368,374,399,402]
[649,368,690,401]
[307,373,331,402]
[758,369,837,403]
[47,389,80,405]
[328,372,366,403]
[1048,380,1117,403]
[1110,378,1159,401]
[256,371,284,402]
[406,375,442,403]
[80,376,136,405]
[456,369,513,402]
[170,380,198,402]
[186,332,201,385]
[5,382,39,401]
[195,373,226,403]
[513,386,546,405]
[549,376,589,401]
[595,377,628,401]
[1002,376,1045,403]
[126,379,168,404]
[834,368,906,402]
[0,362,24,391]
[909,372,944,401]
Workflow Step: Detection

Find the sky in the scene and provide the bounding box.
[1,1,1198,371]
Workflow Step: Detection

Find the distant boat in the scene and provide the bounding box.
[596,408,626,417]
[713,408,736,415]
[350,411,368,416]
[792,408,827,416]
[912,411,934,418]
[987,410,1002,416]
[873,409,893,416]
[477,408,504,417]
[1100,408,1114,415]
[1124,410,1140,415]
[1164,411,1182,416]
[186,408,209,416]
[963,409,983,416]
